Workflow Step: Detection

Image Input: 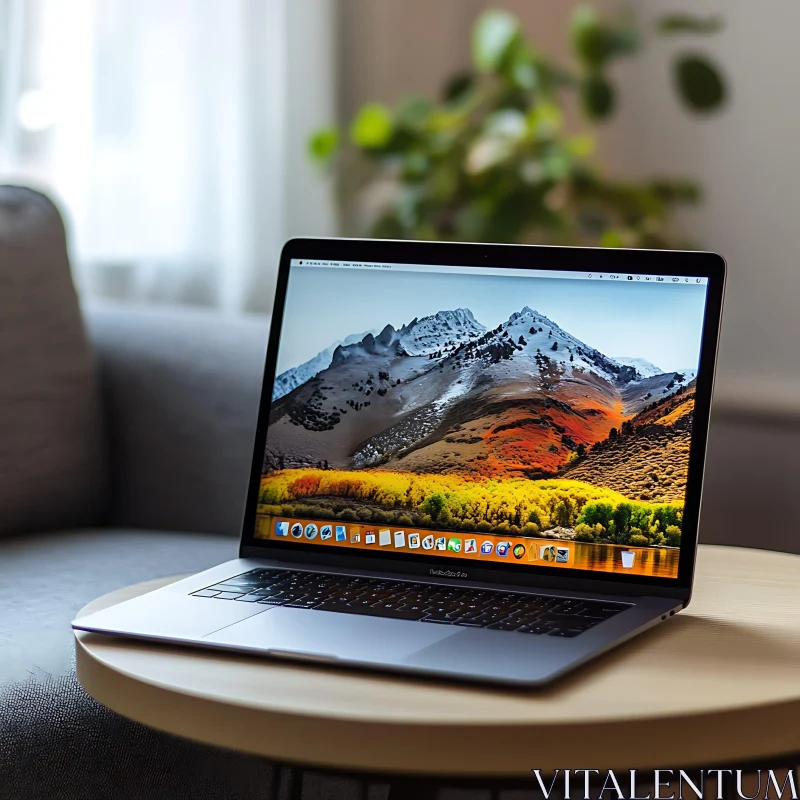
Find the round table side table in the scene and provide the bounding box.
[75,544,800,789]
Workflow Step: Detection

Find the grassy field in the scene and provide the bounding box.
[258,468,682,547]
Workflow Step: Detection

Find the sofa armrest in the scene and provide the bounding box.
[84,303,269,536]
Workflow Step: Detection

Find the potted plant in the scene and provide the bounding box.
[309,6,726,249]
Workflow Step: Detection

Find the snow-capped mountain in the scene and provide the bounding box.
[492,306,625,384]
[398,308,485,356]
[329,308,486,366]
[613,357,662,379]
[273,330,374,400]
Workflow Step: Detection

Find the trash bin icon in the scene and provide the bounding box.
[621,550,635,569]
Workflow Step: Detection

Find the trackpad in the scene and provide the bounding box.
[205,608,458,664]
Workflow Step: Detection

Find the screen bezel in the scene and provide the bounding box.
[239,238,726,599]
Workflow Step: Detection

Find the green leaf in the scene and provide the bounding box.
[472,10,521,73]
[442,71,475,102]
[396,95,432,130]
[571,6,639,68]
[428,108,466,133]
[350,104,394,149]
[658,14,723,35]
[581,75,615,120]
[570,6,606,69]
[674,54,726,112]
[465,135,514,175]
[542,151,571,180]
[600,229,626,248]
[501,39,540,91]
[511,59,538,92]
[566,135,595,158]
[401,151,429,181]
[528,102,563,139]
[486,109,528,140]
[307,127,340,163]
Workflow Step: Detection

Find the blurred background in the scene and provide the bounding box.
[0,0,797,417]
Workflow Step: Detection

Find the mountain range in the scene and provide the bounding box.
[266,306,696,501]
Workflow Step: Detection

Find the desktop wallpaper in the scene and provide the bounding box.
[255,264,708,578]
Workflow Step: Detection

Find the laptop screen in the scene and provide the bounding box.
[254,258,710,581]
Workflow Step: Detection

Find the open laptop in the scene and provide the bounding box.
[73,239,726,686]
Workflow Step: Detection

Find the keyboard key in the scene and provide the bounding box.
[517,625,551,635]
[214,592,244,600]
[192,589,220,598]
[235,594,262,603]
[487,620,525,631]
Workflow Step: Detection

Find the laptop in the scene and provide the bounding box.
[73,239,726,686]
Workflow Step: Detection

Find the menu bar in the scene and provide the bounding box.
[291,259,709,286]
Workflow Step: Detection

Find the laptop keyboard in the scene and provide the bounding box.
[191,569,628,638]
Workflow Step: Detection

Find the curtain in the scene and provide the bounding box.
[0,0,337,313]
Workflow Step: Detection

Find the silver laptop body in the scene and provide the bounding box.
[74,239,725,686]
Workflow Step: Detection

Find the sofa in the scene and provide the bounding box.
[0,187,359,799]
[1,186,797,800]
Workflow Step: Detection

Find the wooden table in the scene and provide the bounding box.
[74,544,800,794]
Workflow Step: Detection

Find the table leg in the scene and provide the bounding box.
[266,764,303,800]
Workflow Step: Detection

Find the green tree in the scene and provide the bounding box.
[552,497,576,527]
[665,525,682,547]
[420,493,445,521]
[613,502,634,542]
[652,504,681,532]
[574,523,596,542]
[630,504,653,533]
[578,501,614,531]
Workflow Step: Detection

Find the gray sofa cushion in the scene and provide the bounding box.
[0,186,107,536]
[84,304,269,537]
[0,527,238,684]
